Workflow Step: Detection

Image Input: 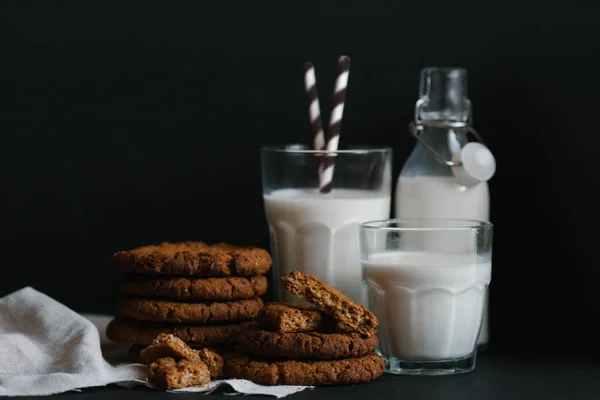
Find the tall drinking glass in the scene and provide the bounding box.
[261,145,392,305]
[360,218,493,375]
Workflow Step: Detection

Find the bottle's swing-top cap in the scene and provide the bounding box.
[451,142,496,187]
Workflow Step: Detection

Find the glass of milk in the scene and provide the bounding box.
[360,218,493,375]
[261,144,392,305]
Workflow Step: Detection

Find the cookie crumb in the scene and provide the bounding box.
[258,302,357,334]
[140,333,201,364]
[148,357,211,390]
[282,271,378,335]
[196,348,224,379]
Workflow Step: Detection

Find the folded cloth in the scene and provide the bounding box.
[0,287,311,397]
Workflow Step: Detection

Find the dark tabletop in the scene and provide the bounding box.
[16,348,600,400]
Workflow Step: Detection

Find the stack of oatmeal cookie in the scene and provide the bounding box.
[105,241,271,357]
[224,271,385,386]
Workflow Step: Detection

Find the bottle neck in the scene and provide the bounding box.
[402,67,474,179]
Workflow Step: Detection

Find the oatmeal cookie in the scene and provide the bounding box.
[223,353,385,386]
[117,297,263,324]
[113,241,271,277]
[106,317,254,346]
[123,275,268,301]
[237,329,378,360]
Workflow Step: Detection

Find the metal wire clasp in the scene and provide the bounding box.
[408,98,486,167]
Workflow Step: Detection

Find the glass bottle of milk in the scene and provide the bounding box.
[395,67,496,348]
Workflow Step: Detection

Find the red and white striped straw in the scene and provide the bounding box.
[320,55,351,193]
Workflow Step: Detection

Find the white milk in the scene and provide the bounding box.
[264,188,391,305]
[395,175,490,346]
[363,251,491,361]
[395,176,489,220]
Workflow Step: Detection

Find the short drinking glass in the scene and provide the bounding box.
[360,218,493,375]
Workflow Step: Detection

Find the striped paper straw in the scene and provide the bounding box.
[303,62,326,152]
[320,55,351,193]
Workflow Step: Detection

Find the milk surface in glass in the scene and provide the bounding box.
[264,188,391,305]
[363,251,491,360]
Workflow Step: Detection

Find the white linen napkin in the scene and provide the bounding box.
[0,287,313,397]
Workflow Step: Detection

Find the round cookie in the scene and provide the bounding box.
[122,275,268,301]
[236,329,379,360]
[117,297,264,324]
[223,353,385,386]
[106,317,255,346]
[113,241,272,277]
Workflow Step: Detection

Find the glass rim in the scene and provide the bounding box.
[421,66,467,74]
[361,218,493,232]
[261,144,392,155]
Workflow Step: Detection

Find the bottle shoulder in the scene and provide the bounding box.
[400,128,469,178]
[400,145,453,177]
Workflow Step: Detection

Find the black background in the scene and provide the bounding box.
[1,0,599,350]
